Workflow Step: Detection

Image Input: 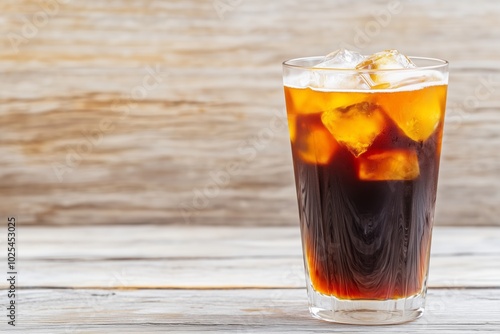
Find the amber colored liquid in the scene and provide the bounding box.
[285,85,447,300]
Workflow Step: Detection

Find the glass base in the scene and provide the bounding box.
[308,286,426,325]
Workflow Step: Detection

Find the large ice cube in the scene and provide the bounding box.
[321,102,386,157]
[316,49,366,69]
[356,50,417,89]
[310,49,368,90]
[287,114,297,143]
[358,149,420,181]
[284,86,328,115]
[376,84,447,142]
[357,49,415,70]
[285,86,367,115]
[291,118,338,165]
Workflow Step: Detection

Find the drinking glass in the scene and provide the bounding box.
[283,56,448,324]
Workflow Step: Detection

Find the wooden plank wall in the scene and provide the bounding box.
[0,0,499,226]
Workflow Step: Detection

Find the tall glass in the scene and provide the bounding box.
[283,56,448,325]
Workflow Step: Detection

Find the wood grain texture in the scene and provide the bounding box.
[0,0,499,226]
[2,225,500,332]
[9,289,500,333]
[1,226,499,289]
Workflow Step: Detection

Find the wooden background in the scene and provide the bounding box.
[0,0,499,226]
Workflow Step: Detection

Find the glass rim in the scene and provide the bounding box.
[283,56,448,73]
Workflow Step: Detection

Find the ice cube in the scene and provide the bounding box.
[356,50,416,89]
[357,149,420,181]
[310,49,369,90]
[285,86,327,115]
[294,122,338,165]
[316,49,366,69]
[321,102,386,157]
[287,114,297,143]
[285,86,367,115]
[357,49,415,70]
[376,84,447,142]
[309,71,369,90]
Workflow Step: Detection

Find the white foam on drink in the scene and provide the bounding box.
[283,69,448,93]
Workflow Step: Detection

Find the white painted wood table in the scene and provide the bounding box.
[3,225,499,333]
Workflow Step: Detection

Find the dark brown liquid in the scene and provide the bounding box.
[291,111,442,300]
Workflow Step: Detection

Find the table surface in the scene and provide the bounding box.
[1,0,500,227]
[3,225,499,333]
